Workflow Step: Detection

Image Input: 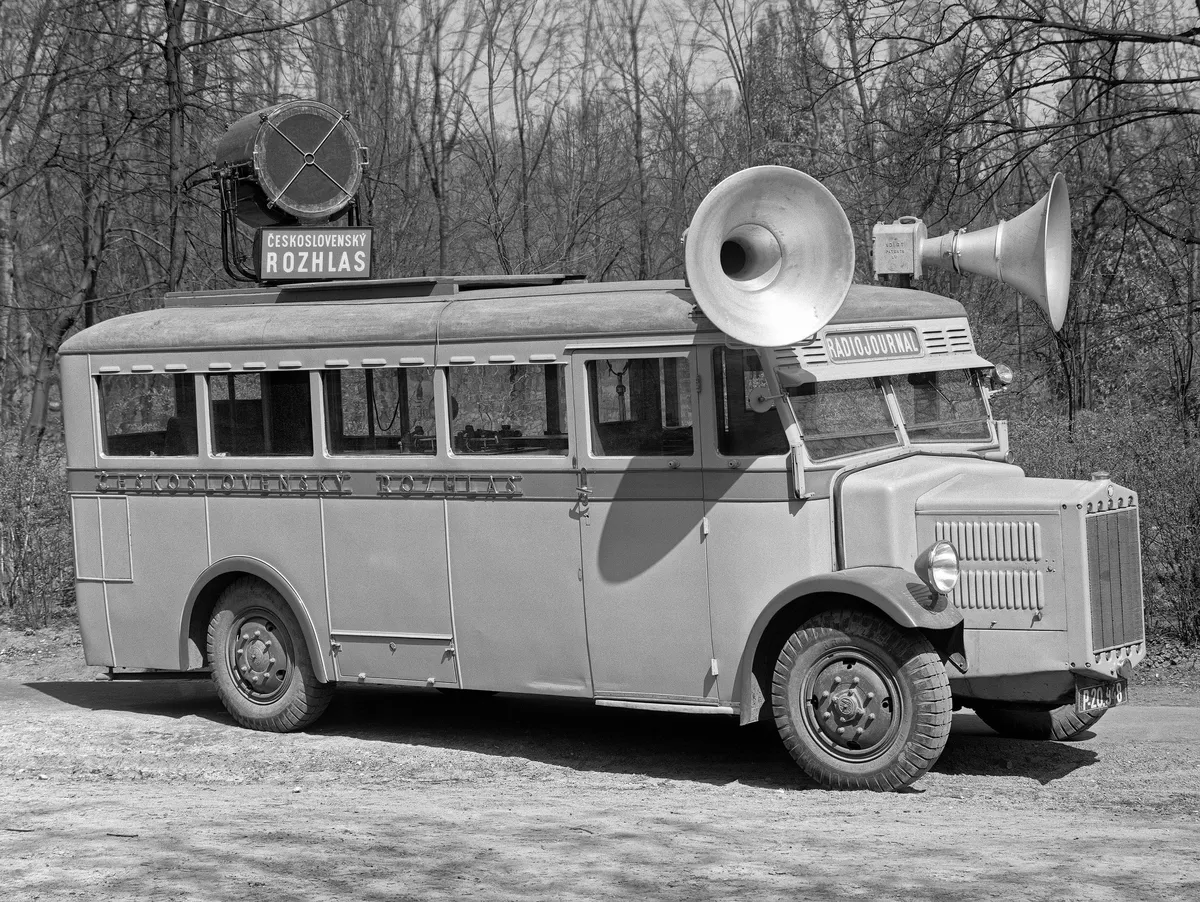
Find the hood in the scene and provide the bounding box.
[837,454,1024,571]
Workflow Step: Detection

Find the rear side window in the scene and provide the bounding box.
[448,364,568,455]
[209,372,313,457]
[586,356,694,457]
[99,373,198,457]
[324,367,436,455]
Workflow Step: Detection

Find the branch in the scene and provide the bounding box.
[182,0,361,51]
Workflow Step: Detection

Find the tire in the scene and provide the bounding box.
[771,609,952,791]
[207,577,334,731]
[972,702,1105,741]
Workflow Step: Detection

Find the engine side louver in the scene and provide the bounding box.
[935,519,1044,612]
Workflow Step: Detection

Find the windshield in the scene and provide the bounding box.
[787,369,992,461]
[893,369,991,443]
[788,377,898,461]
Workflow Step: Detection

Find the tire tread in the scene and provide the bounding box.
[207,577,334,732]
[771,609,951,791]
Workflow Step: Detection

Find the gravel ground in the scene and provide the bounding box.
[1,614,1199,901]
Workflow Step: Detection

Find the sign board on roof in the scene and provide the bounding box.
[255,227,373,282]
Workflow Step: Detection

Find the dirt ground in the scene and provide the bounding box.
[2,615,1200,901]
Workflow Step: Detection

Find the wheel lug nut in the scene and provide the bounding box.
[269,658,276,665]
[822,711,831,719]
[254,630,262,638]
[832,676,842,685]
[866,692,875,701]
[820,691,830,700]
[867,713,876,722]
[836,727,845,735]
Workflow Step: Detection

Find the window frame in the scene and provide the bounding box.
[95,372,201,460]
[443,361,573,463]
[203,370,319,461]
[321,364,439,458]
[575,348,701,468]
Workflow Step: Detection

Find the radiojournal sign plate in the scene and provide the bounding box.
[255,227,373,281]
[824,327,922,363]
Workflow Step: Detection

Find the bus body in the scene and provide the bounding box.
[58,274,1145,790]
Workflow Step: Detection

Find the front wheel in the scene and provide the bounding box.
[972,702,1105,741]
[208,577,334,731]
[772,609,952,791]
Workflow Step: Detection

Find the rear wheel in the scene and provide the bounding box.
[771,609,952,791]
[972,702,1105,741]
[208,577,334,731]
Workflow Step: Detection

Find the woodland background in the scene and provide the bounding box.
[1,0,1198,646]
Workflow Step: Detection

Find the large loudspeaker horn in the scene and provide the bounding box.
[921,174,1071,330]
[685,166,855,347]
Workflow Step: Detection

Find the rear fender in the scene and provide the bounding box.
[177,556,331,683]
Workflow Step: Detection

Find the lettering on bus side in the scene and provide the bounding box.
[376,473,524,498]
[94,471,352,496]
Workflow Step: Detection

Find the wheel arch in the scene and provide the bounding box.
[736,567,963,725]
[177,556,331,683]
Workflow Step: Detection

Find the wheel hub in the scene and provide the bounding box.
[228,614,292,703]
[804,650,902,762]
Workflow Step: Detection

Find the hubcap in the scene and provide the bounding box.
[801,646,903,763]
[227,610,293,704]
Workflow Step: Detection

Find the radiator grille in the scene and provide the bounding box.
[1087,508,1144,652]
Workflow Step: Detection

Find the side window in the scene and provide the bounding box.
[712,348,788,456]
[586,356,694,457]
[448,364,568,455]
[209,372,313,457]
[324,367,436,455]
[99,374,198,457]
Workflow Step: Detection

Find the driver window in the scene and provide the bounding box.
[712,348,788,456]
[586,356,694,457]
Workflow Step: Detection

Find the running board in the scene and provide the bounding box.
[102,668,211,681]
[595,699,735,715]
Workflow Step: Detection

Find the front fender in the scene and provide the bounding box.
[735,567,962,723]
[177,556,332,683]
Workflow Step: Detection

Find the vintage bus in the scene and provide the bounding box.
[58,164,1144,792]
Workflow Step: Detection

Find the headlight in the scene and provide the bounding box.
[916,541,960,595]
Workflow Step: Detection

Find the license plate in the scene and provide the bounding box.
[1076,678,1129,715]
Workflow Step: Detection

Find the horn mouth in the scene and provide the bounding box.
[685,165,854,347]
[720,224,783,291]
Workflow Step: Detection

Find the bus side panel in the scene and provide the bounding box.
[322,497,457,686]
[703,484,835,706]
[206,497,330,665]
[104,496,208,669]
[59,354,96,469]
[75,581,113,667]
[446,494,592,696]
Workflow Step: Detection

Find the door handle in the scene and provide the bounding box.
[576,467,592,507]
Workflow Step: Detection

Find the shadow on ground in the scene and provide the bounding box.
[25,680,1097,787]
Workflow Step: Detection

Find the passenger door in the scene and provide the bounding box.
[572,349,717,703]
[442,360,593,697]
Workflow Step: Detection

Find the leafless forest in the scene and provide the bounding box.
[1,1,1198,642]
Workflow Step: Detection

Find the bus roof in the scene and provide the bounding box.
[59,279,967,357]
